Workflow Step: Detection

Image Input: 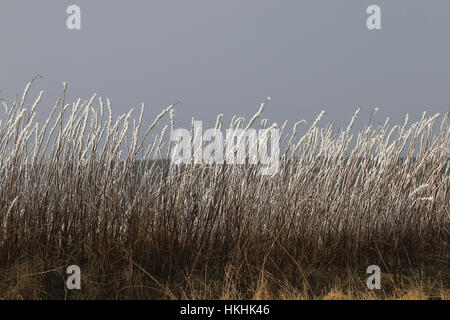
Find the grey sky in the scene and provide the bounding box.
[1,1,449,132]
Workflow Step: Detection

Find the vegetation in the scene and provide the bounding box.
[0,82,448,299]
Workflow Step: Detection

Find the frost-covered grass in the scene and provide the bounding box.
[0,82,448,299]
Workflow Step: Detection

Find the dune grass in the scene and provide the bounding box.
[0,82,448,299]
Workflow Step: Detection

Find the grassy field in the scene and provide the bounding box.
[0,82,448,299]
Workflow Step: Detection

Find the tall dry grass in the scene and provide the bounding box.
[0,82,448,299]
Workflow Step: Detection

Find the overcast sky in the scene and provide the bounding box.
[1,1,449,132]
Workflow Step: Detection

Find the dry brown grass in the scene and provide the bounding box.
[0,82,448,299]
